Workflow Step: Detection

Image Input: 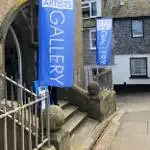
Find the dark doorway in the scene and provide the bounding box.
[4,2,57,103]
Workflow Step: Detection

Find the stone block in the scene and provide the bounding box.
[51,129,70,150]
[43,105,65,131]
[58,87,116,122]
[88,81,100,96]
[99,90,116,120]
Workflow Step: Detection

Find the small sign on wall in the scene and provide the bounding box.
[33,81,49,110]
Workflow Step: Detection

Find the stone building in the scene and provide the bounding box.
[0,0,83,97]
[82,0,150,86]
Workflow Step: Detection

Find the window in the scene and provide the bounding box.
[130,57,147,78]
[82,0,97,19]
[132,20,144,38]
[89,29,96,49]
[92,68,103,80]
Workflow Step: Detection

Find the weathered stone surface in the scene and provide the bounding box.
[41,145,56,150]
[74,0,84,87]
[58,87,116,121]
[103,0,150,18]
[0,0,28,40]
[51,129,70,150]
[99,90,116,120]
[88,81,100,96]
[43,105,65,131]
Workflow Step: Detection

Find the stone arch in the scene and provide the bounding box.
[0,0,37,99]
[0,1,29,98]
[0,0,31,42]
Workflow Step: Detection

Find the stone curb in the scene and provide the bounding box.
[91,111,118,150]
[92,110,125,150]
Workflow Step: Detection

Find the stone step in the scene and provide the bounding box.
[83,114,116,150]
[62,111,87,135]
[70,118,99,150]
[59,100,69,109]
[63,105,78,122]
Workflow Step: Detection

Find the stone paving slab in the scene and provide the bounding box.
[110,110,150,150]
[93,92,150,150]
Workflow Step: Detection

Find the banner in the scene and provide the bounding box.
[38,0,75,87]
[96,18,112,65]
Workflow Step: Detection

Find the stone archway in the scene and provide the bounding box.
[0,0,38,98]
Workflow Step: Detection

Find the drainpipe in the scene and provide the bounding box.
[9,26,23,101]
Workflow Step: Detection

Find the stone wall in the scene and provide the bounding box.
[113,17,150,55]
[58,85,116,121]
[103,0,150,18]
[0,0,28,98]
[0,0,27,40]
[74,0,84,87]
[0,0,18,26]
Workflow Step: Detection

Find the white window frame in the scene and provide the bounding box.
[82,0,97,19]
[130,57,147,78]
[132,20,144,38]
[89,29,96,50]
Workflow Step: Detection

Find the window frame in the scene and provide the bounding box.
[131,19,144,38]
[130,57,148,79]
[89,29,96,50]
[81,0,97,19]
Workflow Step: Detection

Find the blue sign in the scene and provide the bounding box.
[33,81,49,109]
[38,0,75,87]
[96,18,112,65]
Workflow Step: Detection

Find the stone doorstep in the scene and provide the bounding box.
[50,129,70,150]
[62,111,87,135]
[69,112,117,150]
[59,100,69,109]
[63,105,79,122]
[70,118,99,150]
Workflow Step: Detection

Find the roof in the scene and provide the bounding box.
[102,0,150,18]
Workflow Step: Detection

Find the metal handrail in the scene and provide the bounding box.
[0,73,36,97]
[0,96,47,119]
[0,73,50,150]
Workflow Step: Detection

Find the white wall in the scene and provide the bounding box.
[112,54,150,85]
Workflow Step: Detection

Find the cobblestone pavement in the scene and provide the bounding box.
[93,92,150,150]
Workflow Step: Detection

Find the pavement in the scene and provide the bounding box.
[93,91,150,150]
